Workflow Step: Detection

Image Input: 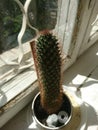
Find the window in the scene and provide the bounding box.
[0,0,58,107]
[0,0,98,108]
[0,0,58,86]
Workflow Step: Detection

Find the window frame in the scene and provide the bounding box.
[79,0,98,55]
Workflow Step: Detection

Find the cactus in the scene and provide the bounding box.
[31,31,63,114]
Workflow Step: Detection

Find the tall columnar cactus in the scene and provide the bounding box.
[30,31,63,114]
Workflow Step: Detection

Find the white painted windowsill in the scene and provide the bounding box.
[0,68,38,127]
[0,42,38,127]
[2,41,98,130]
[0,42,98,130]
[0,41,68,128]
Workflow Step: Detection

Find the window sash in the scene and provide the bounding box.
[55,0,80,56]
[1,0,98,86]
[79,0,98,55]
[0,0,37,86]
[0,42,34,86]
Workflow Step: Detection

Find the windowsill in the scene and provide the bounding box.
[0,42,38,127]
[0,40,68,107]
[1,41,98,130]
[0,40,69,127]
[0,41,36,107]
[0,68,38,127]
[0,68,37,107]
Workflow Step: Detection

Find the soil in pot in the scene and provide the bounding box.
[33,93,72,128]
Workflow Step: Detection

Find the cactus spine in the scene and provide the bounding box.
[31,31,63,114]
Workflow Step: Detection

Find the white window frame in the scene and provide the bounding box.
[79,0,98,55]
[60,0,98,68]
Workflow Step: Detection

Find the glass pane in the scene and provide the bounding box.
[0,0,58,54]
[0,0,21,53]
[28,0,58,31]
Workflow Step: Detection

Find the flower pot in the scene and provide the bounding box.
[32,92,72,130]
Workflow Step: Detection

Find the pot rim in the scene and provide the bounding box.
[32,92,72,130]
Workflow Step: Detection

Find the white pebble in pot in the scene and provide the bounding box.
[58,111,68,124]
[46,114,58,128]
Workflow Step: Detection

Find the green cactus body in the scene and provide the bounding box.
[31,31,63,114]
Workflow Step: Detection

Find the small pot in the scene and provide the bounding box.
[32,92,72,130]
